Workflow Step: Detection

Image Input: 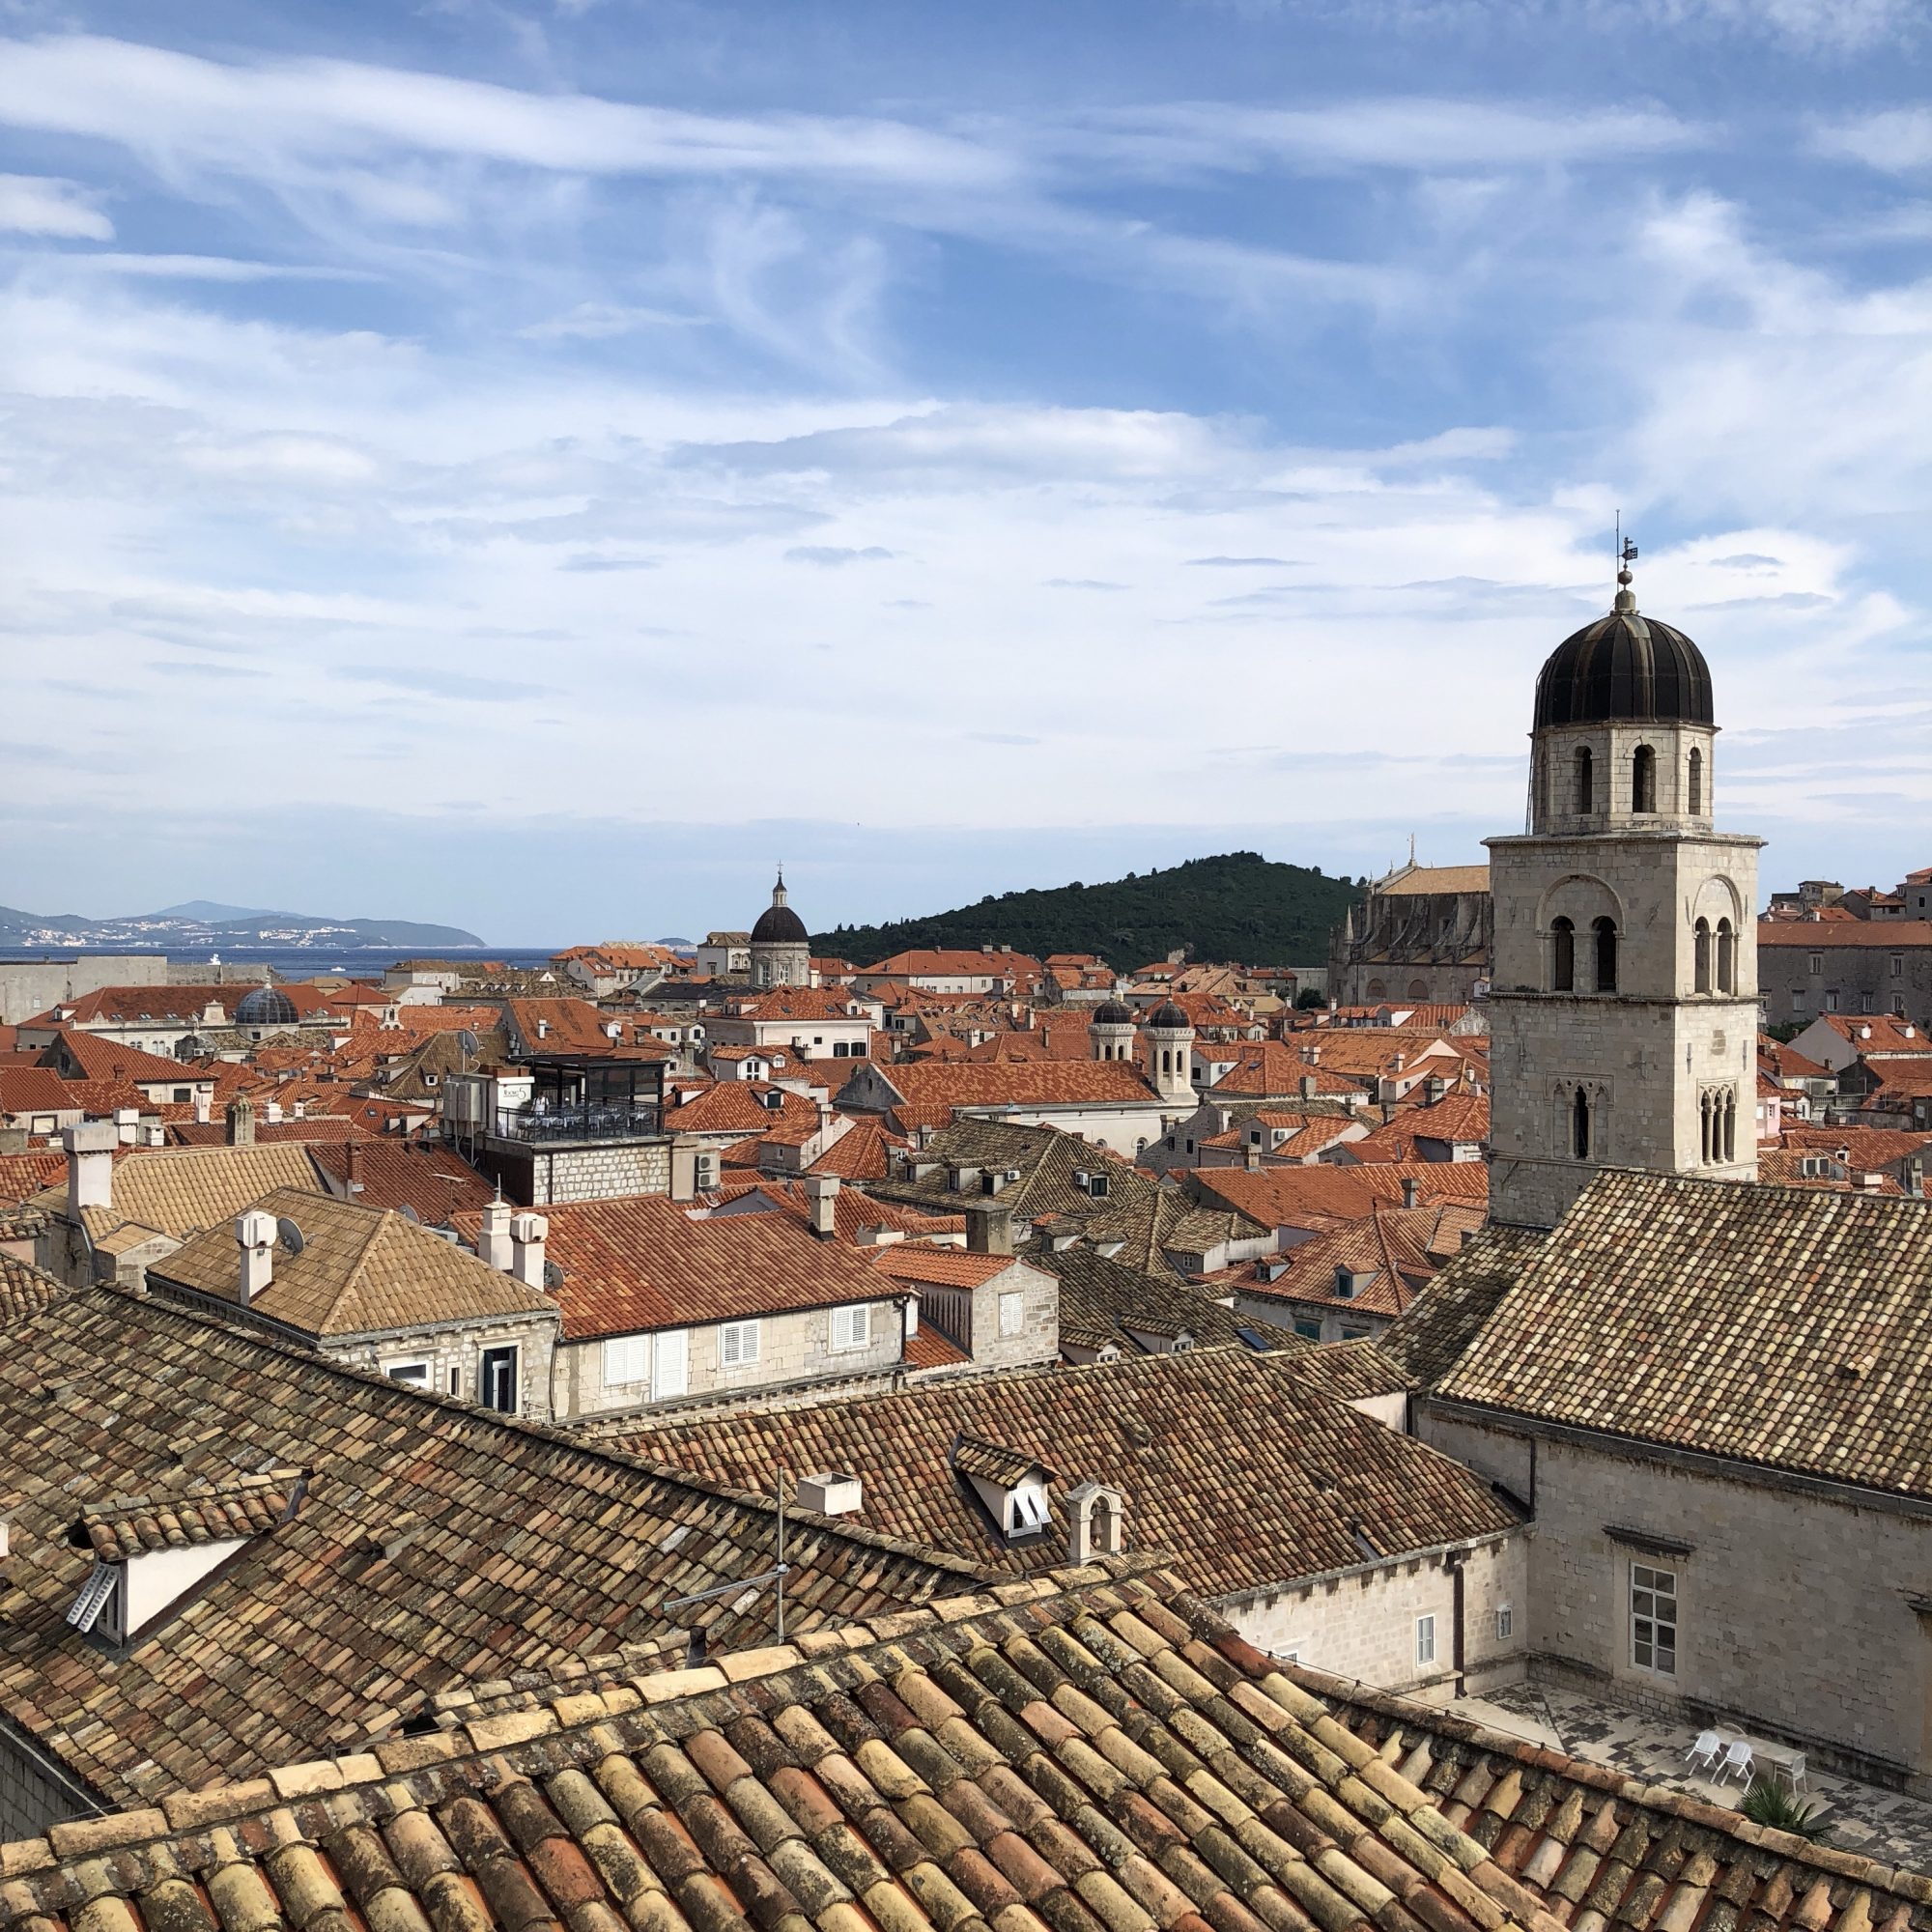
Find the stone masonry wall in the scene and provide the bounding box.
[532,1141,671,1206]
[1418,1406,1932,1785]
[1226,1533,1526,1704]
[0,1733,84,1839]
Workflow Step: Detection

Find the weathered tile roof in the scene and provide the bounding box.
[870,1248,1023,1291]
[806,1118,910,1181]
[860,1061,1164,1114]
[0,1252,65,1325]
[0,1066,80,1115]
[73,1468,302,1559]
[9,1569,1894,1932]
[151,1186,555,1339]
[953,1432,1053,1486]
[627,1346,1519,1597]
[0,1151,64,1206]
[308,1138,497,1220]
[0,1286,986,1807]
[1238,1207,1473,1322]
[451,1195,902,1340]
[1426,1170,1932,1495]
[503,998,673,1062]
[30,1144,325,1244]
[1191,1163,1487,1235]
[1018,1237,1256,1355]
[1760,919,1932,949]
[1377,1225,1549,1392]
[40,1030,207,1088]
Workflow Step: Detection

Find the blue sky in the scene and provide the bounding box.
[3,0,1931,943]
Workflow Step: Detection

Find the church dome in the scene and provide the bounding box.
[751,901,808,944]
[235,984,298,1027]
[1093,999,1134,1026]
[1534,580,1713,730]
[1146,1000,1191,1032]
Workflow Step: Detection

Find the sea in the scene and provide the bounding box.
[8,947,564,980]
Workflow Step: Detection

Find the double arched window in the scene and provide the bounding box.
[1687,748,1704,815]
[1550,917,1576,992]
[1717,919,1735,993]
[1594,917,1619,993]
[1633,744,1657,814]
[1694,915,1737,994]
[1694,919,1712,994]
[1574,746,1594,815]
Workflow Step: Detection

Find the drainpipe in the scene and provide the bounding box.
[1449,1552,1467,1691]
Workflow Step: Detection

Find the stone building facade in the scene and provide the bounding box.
[1487,569,1760,1229]
[1758,921,1932,1031]
[1329,863,1493,1007]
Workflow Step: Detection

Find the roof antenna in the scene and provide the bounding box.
[1614,513,1638,614]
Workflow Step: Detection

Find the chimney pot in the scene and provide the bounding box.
[63,1122,118,1216]
[479,1197,514,1270]
[236,1208,277,1303]
[964,1201,1013,1257]
[1402,1177,1420,1209]
[803,1172,839,1239]
[192,1087,212,1125]
[113,1107,140,1147]
[509,1210,549,1289]
[225,1098,255,1147]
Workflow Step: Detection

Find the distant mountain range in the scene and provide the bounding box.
[0,900,486,951]
[811,852,1362,970]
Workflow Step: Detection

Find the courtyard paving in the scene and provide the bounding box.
[1452,1681,1932,1875]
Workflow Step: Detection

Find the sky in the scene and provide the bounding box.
[3,0,1931,944]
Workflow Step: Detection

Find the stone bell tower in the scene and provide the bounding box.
[1486,549,1762,1229]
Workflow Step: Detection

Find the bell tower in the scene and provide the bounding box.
[1486,547,1762,1229]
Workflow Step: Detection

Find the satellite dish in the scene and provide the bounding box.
[543,1259,565,1292]
[400,1204,421,1224]
[275,1216,305,1256]
[457,1030,479,1057]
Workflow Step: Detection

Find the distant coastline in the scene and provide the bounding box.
[0,946,562,977]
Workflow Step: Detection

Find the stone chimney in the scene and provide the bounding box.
[236,1208,277,1303]
[964,1201,1012,1257]
[112,1107,140,1147]
[479,1197,514,1270]
[226,1097,255,1147]
[64,1122,117,1216]
[140,1122,166,1148]
[803,1173,839,1240]
[1243,1139,1263,1172]
[1402,1176,1420,1209]
[1300,1074,1318,1099]
[192,1088,212,1125]
[509,1210,549,1289]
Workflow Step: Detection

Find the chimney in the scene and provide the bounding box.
[479,1197,514,1270]
[264,1100,283,1125]
[1402,1177,1420,1209]
[63,1122,117,1216]
[803,1173,839,1239]
[1243,1140,1262,1171]
[964,1201,1013,1257]
[226,1097,255,1147]
[236,1208,277,1302]
[140,1122,165,1148]
[192,1088,212,1125]
[1300,1074,1317,1099]
[509,1210,549,1289]
[113,1107,140,1147]
[536,1018,549,1039]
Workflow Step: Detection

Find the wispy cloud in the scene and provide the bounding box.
[784,544,898,566]
[0,172,111,239]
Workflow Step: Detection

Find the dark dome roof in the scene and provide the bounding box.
[235,985,298,1027]
[1535,597,1713,729]
[1146,1000,1191,1031]
[751,902,808,944]
[1093,999,1134,1026]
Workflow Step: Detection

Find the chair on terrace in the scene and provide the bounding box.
[1685,1729,1721,1774]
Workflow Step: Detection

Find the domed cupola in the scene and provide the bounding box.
[1534,562,1713,729]
[748,870,811,988]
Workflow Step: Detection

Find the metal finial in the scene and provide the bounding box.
[1614,514,1638,612]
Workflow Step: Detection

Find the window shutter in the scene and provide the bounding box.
[653,1328,689,1399]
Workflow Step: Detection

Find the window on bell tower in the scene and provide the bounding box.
[1550,918,1576,992]
[1687,748,1703,814]
[1717,920,1735,994]
[1694,919,1712,994]
[1574,746,1594,815]
[1633,744,1657,814]
[1594,918,1619,993]
[1572,1086,1591,1160]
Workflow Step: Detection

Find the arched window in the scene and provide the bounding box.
[1717,919,1735,994]
[1687,748,1704,815]
[1407,980,1430,999]
[1091,1492,1119,1555]
[1574,746,1594,815]
[1536,751,1550,826]
[1722,1091,1737,1162]
[1699,1092,1713,1164]
[1693,919,1712,994]
[1550,917,1576,992]
[1572,1086,1591,1161]
[1633,744,1657,814]
[1594,917,1619,993]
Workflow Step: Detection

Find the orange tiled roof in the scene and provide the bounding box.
[1760,919,1932,947]
[860,1059,1160,1111]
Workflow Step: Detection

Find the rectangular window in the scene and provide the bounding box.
[1496,1604,1513,1640]
[173,1088,189,1103]
[829,1304,870,1351]
[1893,955,1906,978]
[479,1346,519,1413]
[1808,952,1823,974]
[1339,1323,1373,1341]
[1631,1563,1678,1676]
[384,1361,430,1385]
[654,1328,689,1399]
[603,1335,651,1386]
[1826,991,1839,1012]
[1009,1488,1048,1533]
[721,1320,761,1368]
[998,1291,1024,1337]
[1293,1319,1321,1340]
[1415,1615,1436,1666]
[1791,990,1806,1011]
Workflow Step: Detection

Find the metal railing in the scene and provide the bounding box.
[493,1104,662,1144]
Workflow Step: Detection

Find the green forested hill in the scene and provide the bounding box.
[813,852,1361,970]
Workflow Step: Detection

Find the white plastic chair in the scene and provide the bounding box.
[1717,1740,1754,1786]
[1782,1753,1808,1794]
[1685,1730,1721,1773]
